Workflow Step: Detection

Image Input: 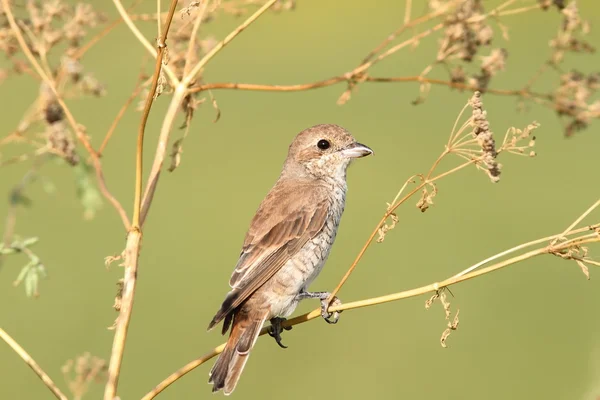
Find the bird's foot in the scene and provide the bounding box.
[267,317,291,349]
[320,295,342,324]
[298,291,343,324]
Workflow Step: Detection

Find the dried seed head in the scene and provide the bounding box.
[45,121,79,166]
[554,70,600,136]
[437,0,492,63]
[539,0,566,11]
[450,65,466,85]
[480,48,508,77]
[549,1,594,64]
[468,92,500,182]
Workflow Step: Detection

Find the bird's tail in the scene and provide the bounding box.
[209,308,267,395]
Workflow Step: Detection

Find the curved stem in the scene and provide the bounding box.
[0,327,67,400]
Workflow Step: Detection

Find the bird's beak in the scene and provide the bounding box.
[340,142,374,159]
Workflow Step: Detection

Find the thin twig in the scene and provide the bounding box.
[0,327,68,400]
[327,156,476,303]
[550,199,600,247]
[98,74,148,156]
[103,1,179,399]
[112,0,179,85]
[182,0,210,78]
[404,0,413,25]
[361,0,455,64]
[182,0,278,87]
[189,75,552,102]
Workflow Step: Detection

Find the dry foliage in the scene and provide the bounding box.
[0,1,598,399]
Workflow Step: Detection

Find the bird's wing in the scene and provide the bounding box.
[208,182,329,330]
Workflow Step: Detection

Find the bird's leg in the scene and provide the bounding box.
[297,291,343,324]
[267,317,291,349]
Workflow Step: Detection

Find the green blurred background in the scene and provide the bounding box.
[1,1,600,399]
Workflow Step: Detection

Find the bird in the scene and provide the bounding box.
[207,124,373,395]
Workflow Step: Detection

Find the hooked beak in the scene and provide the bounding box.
[340,142,374,159]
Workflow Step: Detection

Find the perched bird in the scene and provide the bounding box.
[207,124,372,395]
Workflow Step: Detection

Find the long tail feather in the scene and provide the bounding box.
[209,309,267,395]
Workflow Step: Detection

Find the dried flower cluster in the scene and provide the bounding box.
[422,1,511,99]
[61,352,107,399]
[469,91,500,182]
[425,288,460,348]
[434,0,492,63]
[548,1,593,64]
[553,70,600,136]
[447,92,538,183]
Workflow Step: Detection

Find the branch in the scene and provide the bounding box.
[112,0,179,85]
[98,72,147,156]
[103,1,179,399]
[142,214,599,399]
[190,75,552,102]
[0,327,68,400]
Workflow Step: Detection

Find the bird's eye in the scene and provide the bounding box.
[317,139,330,150]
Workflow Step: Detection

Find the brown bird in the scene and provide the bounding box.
[207,124,372,395]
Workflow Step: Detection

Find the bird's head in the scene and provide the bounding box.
[283,124,373,181]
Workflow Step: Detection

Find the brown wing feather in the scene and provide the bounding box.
[207,181,330,331]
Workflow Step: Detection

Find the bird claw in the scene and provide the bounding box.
[267,317,291,349]
[320,296,343,324]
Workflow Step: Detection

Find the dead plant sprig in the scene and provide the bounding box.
[329,91,538,305]
[185,1,597,136]
[1,0,130,229]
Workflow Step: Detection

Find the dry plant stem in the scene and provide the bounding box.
[2,0,130,229]
[133,48,172,228]
[144,216,600,399]
[141,343,227,400]
[183,0,278,87]
[140,0,278,225]
[98,78,146,156]
[92,158,131,229]
[183,0,210,78]
[328,156,474,302]
[0,328,67,400]
[103,231,141,400]
[362,0,455,63]
[139,85,185,226]
[550,199,600,247]
[404,0,412,25]
[190,76,552,105]
[103,2,179,399]
[112,0,179,85]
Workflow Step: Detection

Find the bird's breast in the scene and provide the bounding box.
[263,185,347,317]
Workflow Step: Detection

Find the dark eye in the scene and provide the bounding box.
[317,139,330,150]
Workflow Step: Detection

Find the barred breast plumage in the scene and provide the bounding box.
[254,180,346,318]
